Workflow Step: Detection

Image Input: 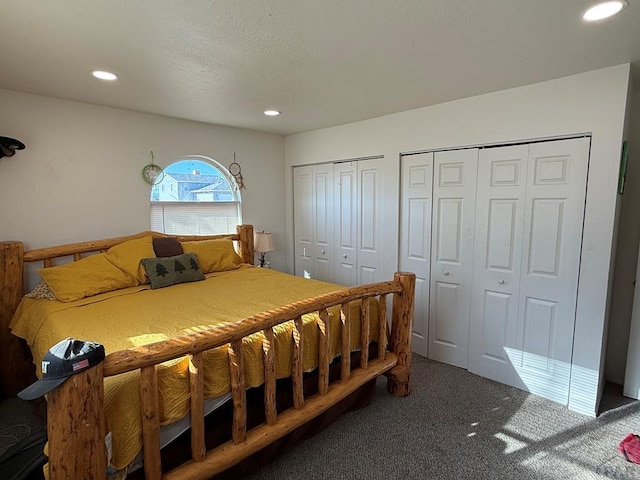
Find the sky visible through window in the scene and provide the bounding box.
[165,159,218,176]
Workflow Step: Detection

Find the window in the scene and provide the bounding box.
[150,157,242,235]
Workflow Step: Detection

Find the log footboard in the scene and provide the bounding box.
[46,272,415,480]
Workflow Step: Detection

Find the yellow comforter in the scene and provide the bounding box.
[10,266,379,470]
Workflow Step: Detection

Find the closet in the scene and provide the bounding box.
[293,157,384,286]
[400,137,590,404]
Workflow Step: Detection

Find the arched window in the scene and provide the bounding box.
[150,156,242,235]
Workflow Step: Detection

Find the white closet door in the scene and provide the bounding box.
[293,166,313,278]
[623,248,640,399]
[334,162,357,287]
[429,149,478,368]
[357,158,384,285]
[400,153,433,357]
[512,137,589,404]
[468,145,528,384]
[312,164,334,282]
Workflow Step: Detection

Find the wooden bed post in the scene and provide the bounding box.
[386,272,416,397]
[0,241,36,397]
[236,225,254,265]
[48,362,107,480]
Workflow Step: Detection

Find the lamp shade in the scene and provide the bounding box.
[254,232,274,253]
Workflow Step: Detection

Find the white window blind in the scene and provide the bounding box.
[150,202,241,235]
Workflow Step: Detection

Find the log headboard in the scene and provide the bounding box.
[0,225,254,398]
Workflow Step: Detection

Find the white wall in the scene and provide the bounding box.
[0,90,286,280]
[605,85,639,385]
[285,64,632,416]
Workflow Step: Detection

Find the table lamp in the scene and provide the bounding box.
[254,231,274,267]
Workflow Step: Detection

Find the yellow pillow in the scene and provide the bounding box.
[181,239,243,273]
[38,253,135,302]
[105,236,155,285]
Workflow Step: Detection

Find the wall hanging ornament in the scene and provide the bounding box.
[229,152,245,190]
[0,136,26,159]
[141,150,165,185]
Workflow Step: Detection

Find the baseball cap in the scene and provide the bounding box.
[18,338,105,400]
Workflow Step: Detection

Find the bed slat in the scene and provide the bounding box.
[378,294,388,361]
[360,298,370,369]
[189,353,206,462]
[228,340,247,443]
[317,308,330,395]
[262,327,277,425]
[340,302,351,382]
[140,365,162,480]
[292,316,304,409]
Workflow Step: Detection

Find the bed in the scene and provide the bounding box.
[0,225,415,480]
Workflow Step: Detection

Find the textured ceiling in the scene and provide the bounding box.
[1,0,639,135]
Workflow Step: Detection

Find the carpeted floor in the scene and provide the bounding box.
[0,397,47,480]
[246,355,640,479]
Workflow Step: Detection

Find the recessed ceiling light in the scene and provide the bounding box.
[91,70,118,81]
[582,1,627,21]
[264,110,281,116]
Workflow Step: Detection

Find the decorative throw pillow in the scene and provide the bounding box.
[25,280,58,300]
[152,237,183,258]
[38,253,136,302]
[105,236,155,285]
[141,253,205,290]
[181,239,243,274]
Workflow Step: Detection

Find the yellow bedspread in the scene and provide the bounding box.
[10,266,379,470]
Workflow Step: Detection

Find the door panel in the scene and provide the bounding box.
[469,145,528,384]
[357,158,384,285]
[433,281,463,348]
[334,162,357,287]
[512,137,590,404]
[400,153,433,357]
[293,166,313,278]
[429,149,478,368]
[312,164,334,282]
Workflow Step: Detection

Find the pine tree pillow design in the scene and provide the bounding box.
[141,253,205,289]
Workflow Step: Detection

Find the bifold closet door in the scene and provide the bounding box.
[511,138,589,404]
[293,164,334,282]
[334,158,384,287]
[400,153,433,357]
[334,162,357,287]
[468,145,528,385]
[293,166,313,278]
[311,164,334,283]
[356,158,384,285]
[429,149,478,368]
[468,137,589,404]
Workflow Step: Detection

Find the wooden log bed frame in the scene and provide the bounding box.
[0,225,415,480]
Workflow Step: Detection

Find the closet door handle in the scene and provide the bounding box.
[443,270,450,276]
[497,279,505,285]
[321,250,326,255]
[343,254,348,259]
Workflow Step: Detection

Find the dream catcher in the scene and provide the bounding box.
[229,152,245,190]
[141,150,165,185]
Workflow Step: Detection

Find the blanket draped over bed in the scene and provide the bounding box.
[10,266,379,470]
